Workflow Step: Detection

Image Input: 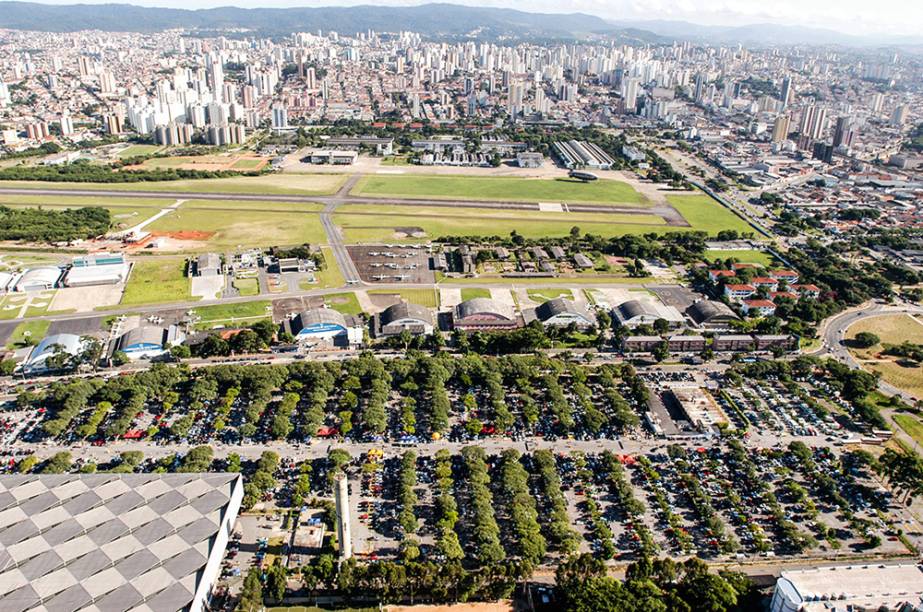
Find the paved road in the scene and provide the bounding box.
[319,174,363,284]
[7,430,832,464]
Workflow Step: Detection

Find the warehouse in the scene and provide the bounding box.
[21,333,86,375]
[15,266,61,292]
[771,564,923,612]
[553,140,615,169]
[63,257,130,287]
[614,299,684,328]
[534,298,597,329]
[195,253,222,277]
[685,300,739,329]
[303,149,358,165]
[0,271,18,293]
[0,473,244,612]
[324,136,394,155]
[290,308,364,345]
[116,325,186,359]
[374,301,435,337]
[452,298,522,331]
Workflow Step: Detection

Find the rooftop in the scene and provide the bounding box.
[0,473,242,612]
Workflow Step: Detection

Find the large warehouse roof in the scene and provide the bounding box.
[615,299,683,324]
[293,308,348,330]
[23,334,85,373]
[455,297,515,321]
[119,325,167,350]
[0,473,242,612]
[773,564,923,611]
[16,266,61,290]
[686,300,739,325]
[535,297,593,322]
[380,301,434,327]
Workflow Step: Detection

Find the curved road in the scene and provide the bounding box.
[812,300,923,452]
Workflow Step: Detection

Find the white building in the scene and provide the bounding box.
[15,266,61,292]
[21,333,87,374]
[63,253,130,287]
[771,564,923,612]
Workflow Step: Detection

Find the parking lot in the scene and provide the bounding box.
[346,245,435,284]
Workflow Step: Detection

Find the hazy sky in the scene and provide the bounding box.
[10,0,922,36]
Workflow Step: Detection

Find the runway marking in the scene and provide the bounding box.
[375,169,406,174]
[538,202,563,212]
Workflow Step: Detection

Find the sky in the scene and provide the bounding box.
[7,0,922,37]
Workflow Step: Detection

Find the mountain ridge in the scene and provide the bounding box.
[0,1,917,47]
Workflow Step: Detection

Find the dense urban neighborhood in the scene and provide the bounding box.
[0,2,922,611]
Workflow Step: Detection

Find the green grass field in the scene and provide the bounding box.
[117,144,163,158]
[894,414,923,447]
[7,320,50,349]
[368,288,439,308]
[667,194,756,236]
[121,258,194,306]
[703,249,773,266]
[353,175,648,206]
[461,288,491,301]
[232,277,259,296]
[0,173,345,196]
[232,158,265,170]
[147,206,327,250]
[325,292,362,315]
[333,206,668,243]
[527,288,573,302]
[313,248,345,289]
[193,301,271,328]
[0,252,65,272]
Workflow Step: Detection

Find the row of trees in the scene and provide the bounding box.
[0,158,263,183]
[556,554,757,612]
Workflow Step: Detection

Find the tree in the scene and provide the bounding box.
[398,328,413,351]
[111,350,129,366]
[264,561,287,602]
[399,538,421,562]
[40,451,72,474]
[170,344,191,359]
[0,359,17,375]
[236,567,263,611]
[852,331,880,348]
[652,341,670,363]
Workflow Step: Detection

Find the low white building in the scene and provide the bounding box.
[15,266,61,292]
[21,333,87,374]
[771,564,923,612]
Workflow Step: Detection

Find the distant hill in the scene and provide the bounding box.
[0,2,621,38]
[612,19,923,48]
[0,2,915,48]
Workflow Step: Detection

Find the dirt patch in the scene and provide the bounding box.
[156,230,215,240]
